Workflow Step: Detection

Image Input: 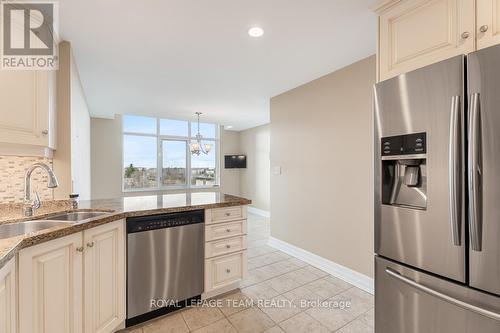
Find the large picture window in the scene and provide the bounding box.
[122,115,219,191]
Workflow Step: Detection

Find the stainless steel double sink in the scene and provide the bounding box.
[0,211,110,240]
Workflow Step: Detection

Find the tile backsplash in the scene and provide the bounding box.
[0,156,54,204]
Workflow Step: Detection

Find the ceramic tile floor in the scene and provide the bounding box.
[122,213,374,333]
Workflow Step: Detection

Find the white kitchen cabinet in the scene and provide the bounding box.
[206,206,246,224]
[205,251,247,293]
[205,220,247,241]
[83,220,125,333]
[0,257,16,333]
[0,70,56,149]
[18,233,83,333]
[375,0,475,81]
[18,220,126,333]
[203,206,248,298]
[477,0,500,50]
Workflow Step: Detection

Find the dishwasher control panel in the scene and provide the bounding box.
[126,209,204,233]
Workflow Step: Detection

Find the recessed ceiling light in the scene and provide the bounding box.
[225,125,234,130]
[248,27,264,37]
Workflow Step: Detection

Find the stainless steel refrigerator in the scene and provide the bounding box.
[374,43,500,332]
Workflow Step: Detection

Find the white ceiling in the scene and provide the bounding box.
[59,0,376,131]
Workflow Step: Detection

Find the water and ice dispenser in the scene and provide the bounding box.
[381,132,427,210]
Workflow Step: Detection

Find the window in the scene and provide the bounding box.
[160,119,189,136]
[162,140,186,186]
[123,115,157,134]
[123,135,157,190]
[191,140,216,186]
[122,115,219,191]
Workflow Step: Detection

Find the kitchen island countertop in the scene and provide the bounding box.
[0,192,251,270]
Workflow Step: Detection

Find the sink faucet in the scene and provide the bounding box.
[23,162,59,217]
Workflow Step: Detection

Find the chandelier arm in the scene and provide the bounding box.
[190,112,211,155]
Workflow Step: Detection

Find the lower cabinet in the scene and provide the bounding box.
[83,221,125,333]
[18,220,125,333]
[19,232,83,333]
[0,257,16,333]
[205,251,247,292]
[204,206,248,298]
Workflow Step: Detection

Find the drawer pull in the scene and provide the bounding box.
[226,229,231,232]
[76,246,84,253]
[226,244,231,249]
[87,242,95,248]
[480,25,489,33]
[225,212,231,216]
[226,269,231,273]
[461,31,470,39]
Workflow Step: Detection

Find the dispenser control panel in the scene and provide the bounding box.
[381,132,426,156]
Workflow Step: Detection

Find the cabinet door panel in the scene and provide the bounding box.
[477,0,500,50]
[0,71,51,147]
[205,251,247,293]
[0,258,16,333]
[378,0,475,81]
[18,233,82,333]
[84,220,125,333]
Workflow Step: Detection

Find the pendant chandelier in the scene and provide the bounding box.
[190,112,212,156]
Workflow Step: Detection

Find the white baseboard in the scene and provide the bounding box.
[247,206,270,218]
[268,237,374,295]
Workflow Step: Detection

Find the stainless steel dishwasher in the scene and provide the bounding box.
[126,210,204,327]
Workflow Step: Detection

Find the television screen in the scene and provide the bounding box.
[225,155,247,169]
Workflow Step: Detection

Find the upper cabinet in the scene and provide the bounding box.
[375,0,500,81]
[0,70,56,149]
[477,0,500,50]
[375,0,475,81]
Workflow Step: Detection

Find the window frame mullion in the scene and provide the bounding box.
[156,118,162,189]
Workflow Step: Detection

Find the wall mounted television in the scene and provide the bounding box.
[225,155,247,169]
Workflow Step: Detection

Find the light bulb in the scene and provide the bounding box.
[248,27,264,37]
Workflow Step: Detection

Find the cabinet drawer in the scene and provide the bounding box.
[205,251,246,292]
[207,206,246,224]
[205,220,246,241]
[205,236,246,258]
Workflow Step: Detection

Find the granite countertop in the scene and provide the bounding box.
[0,192,251,270]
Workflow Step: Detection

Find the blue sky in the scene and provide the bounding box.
[123,115,216,169]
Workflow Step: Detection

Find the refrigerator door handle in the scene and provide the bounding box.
[468,92,482,251]
[385,267,500,322]
[449,95,461,246]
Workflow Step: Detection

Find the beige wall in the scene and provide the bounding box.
[70,48,91,200]
[53,42,71,199]
[53,41,91,200]
[270,55,375,277]
[91,116,123,199]
[91,115,243,199]
[240,124,270,211]
[220,129,241,196]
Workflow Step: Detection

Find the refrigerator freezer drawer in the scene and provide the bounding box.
[375,256,500,333]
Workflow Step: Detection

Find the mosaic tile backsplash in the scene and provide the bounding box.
[0,156,54,204]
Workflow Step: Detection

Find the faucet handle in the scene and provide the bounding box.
[33,191,41,210]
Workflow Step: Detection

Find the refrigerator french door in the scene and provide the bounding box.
[374,44,500,332]
[468,46,500,296]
